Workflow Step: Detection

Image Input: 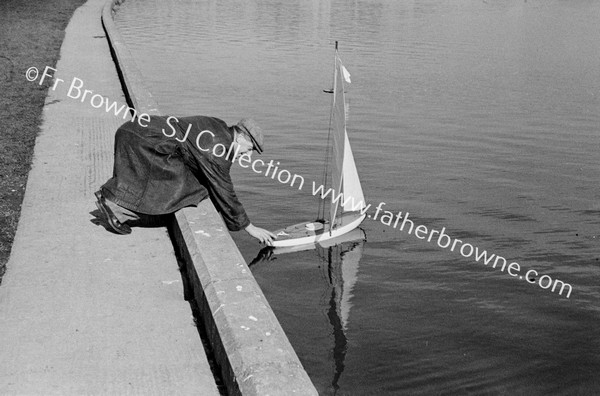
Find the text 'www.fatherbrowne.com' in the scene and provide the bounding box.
[308,177,572,298]
[362,201,573,299]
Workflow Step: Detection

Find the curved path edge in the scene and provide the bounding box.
[101,1,318,395]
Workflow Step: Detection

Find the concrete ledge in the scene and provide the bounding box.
[172,207,318,395]
[101,0,159,114]
[101,0,318,394]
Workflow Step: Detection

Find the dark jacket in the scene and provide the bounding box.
[101,115,251,231]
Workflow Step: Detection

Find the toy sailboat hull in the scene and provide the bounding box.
[270,213,366,248]
[267,227,366,254]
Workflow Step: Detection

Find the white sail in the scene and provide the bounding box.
[341,137,365,213]
[330,54,365,228]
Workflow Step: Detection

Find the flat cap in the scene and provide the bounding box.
[237,118,264,154]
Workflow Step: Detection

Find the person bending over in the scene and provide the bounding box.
[95,115,275,244]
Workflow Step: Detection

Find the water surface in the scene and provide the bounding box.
[115,1,600,394]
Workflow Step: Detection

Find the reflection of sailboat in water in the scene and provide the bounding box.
[317,229,365,394]
[249,227,366,394]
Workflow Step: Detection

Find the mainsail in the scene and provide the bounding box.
[329,47,366,229]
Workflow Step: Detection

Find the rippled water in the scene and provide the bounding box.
[115,0,600,394]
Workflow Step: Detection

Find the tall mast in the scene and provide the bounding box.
[317,41,339,222]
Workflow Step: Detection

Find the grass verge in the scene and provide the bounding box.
[0,0,87,284]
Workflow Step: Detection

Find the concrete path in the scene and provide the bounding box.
[0,0,220,394]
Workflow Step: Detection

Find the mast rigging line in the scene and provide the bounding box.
[318,41,340,222]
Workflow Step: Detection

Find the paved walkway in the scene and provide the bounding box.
[0,0,220,394]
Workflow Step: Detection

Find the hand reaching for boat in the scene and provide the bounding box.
[245,223,276,245]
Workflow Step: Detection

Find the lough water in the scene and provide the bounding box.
[115,1,600,394]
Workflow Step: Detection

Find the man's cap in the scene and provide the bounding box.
[237,118,264,154]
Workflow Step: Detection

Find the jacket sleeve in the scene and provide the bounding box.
[200,160,251,231]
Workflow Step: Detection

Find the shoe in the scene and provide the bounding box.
[94,190,132,235]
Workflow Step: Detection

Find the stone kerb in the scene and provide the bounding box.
[171,208,318,396]
[101,1,318,395]
[101,0,158,115]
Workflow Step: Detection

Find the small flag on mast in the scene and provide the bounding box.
[341,64,351,83]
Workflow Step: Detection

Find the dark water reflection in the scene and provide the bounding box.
[250,237,363,395]
[115,0,600,394]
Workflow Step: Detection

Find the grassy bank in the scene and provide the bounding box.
[0,0,87,284]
